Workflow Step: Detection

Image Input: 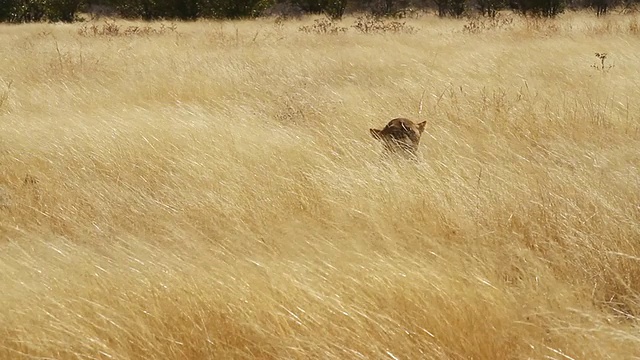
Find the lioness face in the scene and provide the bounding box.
[370,118,427,157]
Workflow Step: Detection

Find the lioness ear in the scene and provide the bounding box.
[370,128,383,140]
[417,121,427,134]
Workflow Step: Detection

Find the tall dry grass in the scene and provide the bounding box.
[1,10,640,359]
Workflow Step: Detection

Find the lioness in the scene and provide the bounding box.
[370,118,427,158]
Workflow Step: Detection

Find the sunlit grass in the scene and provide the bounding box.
[1,10,640,359]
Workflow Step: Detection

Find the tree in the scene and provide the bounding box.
[433,0,466,16]
[324,0,348,19]
[590,0,612,15]
[476,0,505,16]
[47,0,84,22]
[511,0,565,16]
[7,0,48,22]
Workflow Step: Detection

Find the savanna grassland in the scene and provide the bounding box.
[1,10,640,359]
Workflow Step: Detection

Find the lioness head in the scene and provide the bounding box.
[370,118,427,158]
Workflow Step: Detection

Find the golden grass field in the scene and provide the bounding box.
[1,10,640,359]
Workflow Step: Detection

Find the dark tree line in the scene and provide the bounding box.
[0,0,637,23]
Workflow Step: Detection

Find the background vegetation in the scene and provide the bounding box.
[1,0,639,23]
[1,9,640,360]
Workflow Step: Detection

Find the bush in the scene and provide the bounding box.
[1,0,48,22]
[351,14,417,33]
[95,0,273,20]
[511,0,565,16]
[433,0,467,17]
[288,0,326,13]
[462,12,514,33]
[0,0,83,23]
[590,0,613,15]
[298,16,348,33]
[0,1,12,22]
[77,19,178,36]
[48,0,84,22]
[324,0,347,19]
[368,0,405,16]
[0,0,578,22]
[476,0,505,16]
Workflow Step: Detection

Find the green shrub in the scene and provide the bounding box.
[0,0,82,23]
[511,0,565,17]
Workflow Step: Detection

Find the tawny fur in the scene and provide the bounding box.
[370,118,427,158]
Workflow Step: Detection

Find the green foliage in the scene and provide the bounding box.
[288,0,326,13]
[324,0,347,19]
[476,0,505,16]
[0,0,82,23]
[47,0,84,22]
[368,0,402,15]
[0,0,622,22]
[434,0,467,17]
[218,0,275,18]
[285,0,346,19]
[512,0,566,16]
[106,0,273,19]
[2,0,47,22]
[0,0,12,21]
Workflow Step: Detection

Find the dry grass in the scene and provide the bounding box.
[1,10,640,359]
